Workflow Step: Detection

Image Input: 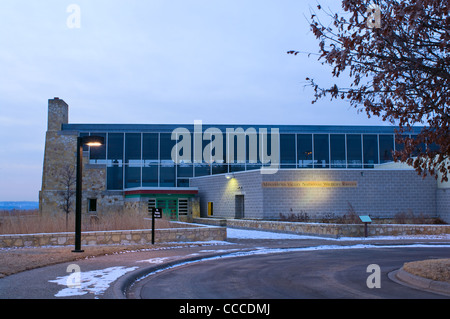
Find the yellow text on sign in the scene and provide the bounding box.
[261,181,357,188]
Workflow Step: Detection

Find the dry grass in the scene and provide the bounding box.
[0,243,199,278]
[0,210,201,279]
[0,210,178,235]
[403,259,450,283]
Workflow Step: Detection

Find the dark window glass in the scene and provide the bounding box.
[363,134,379,167]
[177,164,193,177]
[395,134,409,153]
[173,131,193,164]
[228,132,246,164]
[411,135,426,156]
[80,133,89,152]
[108,133,124,164]
[160,164,175,186]
[330,134,345,168]
[177,178,190,187]
[246,163,261,171]
[280,134,295,167]
[88,198,97,212]
[160,133,175,161]
[89,132,106,162]
[142,165,158,187]
[125,133,141,163]
[125,166,140,188]
[143,133,158,160]
[229,164,245,172]
[246,133,259,164]
[107,164,123,190]
[260,132,277,167]
[347,134,362,168]
[297,134,313,168]
[379,134,394,163]
[202,130,224,164]
[314,134,329,168]
[212,164,228,175]
[195,164,210,177]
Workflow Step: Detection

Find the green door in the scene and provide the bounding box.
[156,198,178,220]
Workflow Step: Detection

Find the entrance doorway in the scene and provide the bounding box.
[235,195,245,219]
[148,197,189,220]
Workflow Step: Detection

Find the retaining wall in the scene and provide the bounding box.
[0,224,226,248]
[194,218,450,238]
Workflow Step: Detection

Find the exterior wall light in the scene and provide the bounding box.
[72,135,105,253]
[225,173,234,179]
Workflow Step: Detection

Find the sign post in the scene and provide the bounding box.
[152,207,162,244]
[359,215,372,237]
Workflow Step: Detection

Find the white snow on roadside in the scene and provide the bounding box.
[226,227,450,241]
[137,257,174,264]
[227,228,319,240]
[49,266,137,297]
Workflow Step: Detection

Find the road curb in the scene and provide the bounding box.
[112,252,238,299]
[390,268,450,297]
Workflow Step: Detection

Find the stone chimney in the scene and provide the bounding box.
[47,97,68,131]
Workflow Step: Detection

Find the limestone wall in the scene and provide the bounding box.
[0,224,226,248]
[194,218,450,238]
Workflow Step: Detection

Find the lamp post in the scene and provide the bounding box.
[72,135,104,253]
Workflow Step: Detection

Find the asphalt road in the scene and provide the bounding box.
[135,246,450,299]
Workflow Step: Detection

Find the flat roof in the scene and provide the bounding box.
[63,123,425,134]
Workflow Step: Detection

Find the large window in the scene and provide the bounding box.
[107,133,124,189]
[280,134,296,168]
[108,133,124,164]
[330,134,346,168]
[89,132,106,163]
[347,134,362,168]
[314,134,329,168]
[363,134,379,168]
[379,134,394,163]
[297,134,312,168]
[85,127,402,190]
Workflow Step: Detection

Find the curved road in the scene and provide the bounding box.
[134,246,450,299]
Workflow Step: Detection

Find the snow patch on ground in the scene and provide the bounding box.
[49,266,138,297]
[226,227,450,241]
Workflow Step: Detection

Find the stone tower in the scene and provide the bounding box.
[39,98,78,215]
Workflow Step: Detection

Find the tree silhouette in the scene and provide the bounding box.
[289,0,449,181]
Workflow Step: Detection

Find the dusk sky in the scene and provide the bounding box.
[0,1,388,201]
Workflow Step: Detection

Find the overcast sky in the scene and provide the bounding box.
[0,1,388,201]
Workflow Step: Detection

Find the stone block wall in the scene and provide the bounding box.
[261,169,437,220]
[437,188,450,223]
[190,170,263,219]
[190,169,439,220]
[0,225,226,248]
[194,218,450,238]
[40,98,124,216]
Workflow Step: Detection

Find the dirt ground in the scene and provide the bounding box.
[0,243,198,278]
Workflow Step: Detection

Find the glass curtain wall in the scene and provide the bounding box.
[87,131,398,190]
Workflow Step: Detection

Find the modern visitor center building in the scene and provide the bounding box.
[39,98,450,223]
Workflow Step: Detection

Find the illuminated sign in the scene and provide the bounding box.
[261,181,357,188]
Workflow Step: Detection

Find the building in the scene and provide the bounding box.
[39,98,450,223]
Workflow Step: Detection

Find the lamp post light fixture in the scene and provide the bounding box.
[72,135,104,253]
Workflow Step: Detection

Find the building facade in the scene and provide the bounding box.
[39,98,450,222]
